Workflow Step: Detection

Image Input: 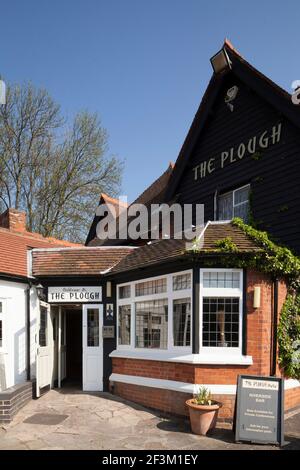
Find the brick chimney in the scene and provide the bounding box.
[0,208,27,232]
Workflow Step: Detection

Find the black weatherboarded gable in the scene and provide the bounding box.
[164,41,300,254]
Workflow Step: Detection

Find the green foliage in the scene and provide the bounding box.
[193,387,213,406]
[278,294,300,380]
[215,237,239,253]
[231,218,300,290]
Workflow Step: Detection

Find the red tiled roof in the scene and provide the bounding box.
[108,222,262,275]
[32,247,134,277]
[131,162,174,207]
[87,163,175,247]
[31,222,263,278]
[0,227,80,278]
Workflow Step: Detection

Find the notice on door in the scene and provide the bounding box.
[48,286,102,303]
[235,375,284,446]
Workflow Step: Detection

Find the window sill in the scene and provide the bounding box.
[109,349,253,365]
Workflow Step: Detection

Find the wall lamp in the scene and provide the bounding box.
[36,283,46,301]
[106,281,112,298]
[253,286,261,309]
[210,47,232,74]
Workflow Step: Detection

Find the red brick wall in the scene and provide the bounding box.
[285,386,300,413]
[112,382,300,422]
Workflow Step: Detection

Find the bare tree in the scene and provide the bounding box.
[0,82,123,242]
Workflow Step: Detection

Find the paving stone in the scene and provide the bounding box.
[0,388,298,450]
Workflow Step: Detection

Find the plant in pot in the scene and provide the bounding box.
[186,387,222,436]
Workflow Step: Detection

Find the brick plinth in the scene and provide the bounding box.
[112,381,300,423]
[0,382,33,423]
[112,381,236,422]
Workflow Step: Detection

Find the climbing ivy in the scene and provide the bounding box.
[277,294,300,380]
[231,218,300,290]
[214,237,239,253]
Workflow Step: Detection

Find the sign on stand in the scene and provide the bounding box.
[235,375,284,446]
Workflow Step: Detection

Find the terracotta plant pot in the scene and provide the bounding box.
[186,399,221,436]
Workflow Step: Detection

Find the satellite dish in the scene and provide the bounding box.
[0,80,6,105]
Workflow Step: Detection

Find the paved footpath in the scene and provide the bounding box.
[0,388,299,450]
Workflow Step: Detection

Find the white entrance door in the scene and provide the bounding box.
[36,301,53,397]
[82,304,103,391]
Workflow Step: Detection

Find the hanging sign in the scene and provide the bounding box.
[235,375,284,446]
[48,286,102,303]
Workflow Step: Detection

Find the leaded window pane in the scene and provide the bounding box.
[118,305,131,345]
[173,273,191,291]
[173,298,191,346]
[202,297,240,348]
[135,278,167,297]
[203,271,240,288]
[135,299,168,349]
[119,285,131,299]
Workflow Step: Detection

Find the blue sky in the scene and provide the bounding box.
[0,1,299,202]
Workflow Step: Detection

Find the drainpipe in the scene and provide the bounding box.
[26,283,32,381]
[271,278,279,376]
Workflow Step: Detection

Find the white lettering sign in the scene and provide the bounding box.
[242,378,279,391]
[48,286,102,303]
[192,123,282,180]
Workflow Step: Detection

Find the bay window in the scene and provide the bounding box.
[200,269,243,354]
[115,268,248,363]
[117,271,192,352]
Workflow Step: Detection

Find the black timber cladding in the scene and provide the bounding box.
[172,72,300,254]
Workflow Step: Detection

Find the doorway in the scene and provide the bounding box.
[36,303,103,395]
[65,308,82,386]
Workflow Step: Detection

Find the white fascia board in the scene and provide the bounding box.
[109,374,300,396]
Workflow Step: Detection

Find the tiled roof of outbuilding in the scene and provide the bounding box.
[0,227,80,278]
[32,247,135,277]
[31,222,262,278]
[108,222,262,275]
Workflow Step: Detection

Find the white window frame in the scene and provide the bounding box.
[117,270,193,353]
[218,184,250,221]
[0,299,5,352]
[199,268,243,357]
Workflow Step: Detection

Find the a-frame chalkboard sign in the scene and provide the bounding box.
[234,375,284,446]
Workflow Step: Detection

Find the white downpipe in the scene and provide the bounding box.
[58,306,62,388]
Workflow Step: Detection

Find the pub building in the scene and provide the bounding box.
[1,40,300,424]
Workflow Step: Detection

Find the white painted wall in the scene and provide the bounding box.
[0,280,39,391]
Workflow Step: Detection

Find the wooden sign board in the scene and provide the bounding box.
[235,375,284,446]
